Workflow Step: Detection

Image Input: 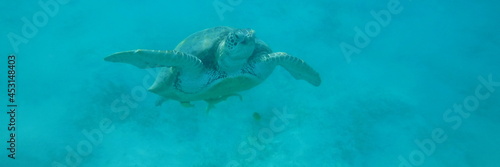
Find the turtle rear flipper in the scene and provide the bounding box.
[104,49,204,77]
[204,94,243,112]
[257,52,321,86]
[180,101,195,107]
[155,97,168,106]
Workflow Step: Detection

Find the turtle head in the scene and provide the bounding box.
[217,28,256,72]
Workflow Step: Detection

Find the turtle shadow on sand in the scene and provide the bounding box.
[105,26,321,111]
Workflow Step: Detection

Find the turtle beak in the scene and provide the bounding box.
[244,29,255,43]
[247,29,255,38]
[239,29,255,45]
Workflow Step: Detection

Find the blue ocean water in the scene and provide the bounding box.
[1,0,500,166]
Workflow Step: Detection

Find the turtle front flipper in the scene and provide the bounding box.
[104,49,204,77]
[256,52,321,86]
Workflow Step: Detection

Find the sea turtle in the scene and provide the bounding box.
[104,26,321,110]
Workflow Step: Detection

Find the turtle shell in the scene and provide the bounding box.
[148,27,273,100]
[174,26,234,69]
[148,27,234,96]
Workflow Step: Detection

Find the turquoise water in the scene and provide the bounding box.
[1,0,500,166]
